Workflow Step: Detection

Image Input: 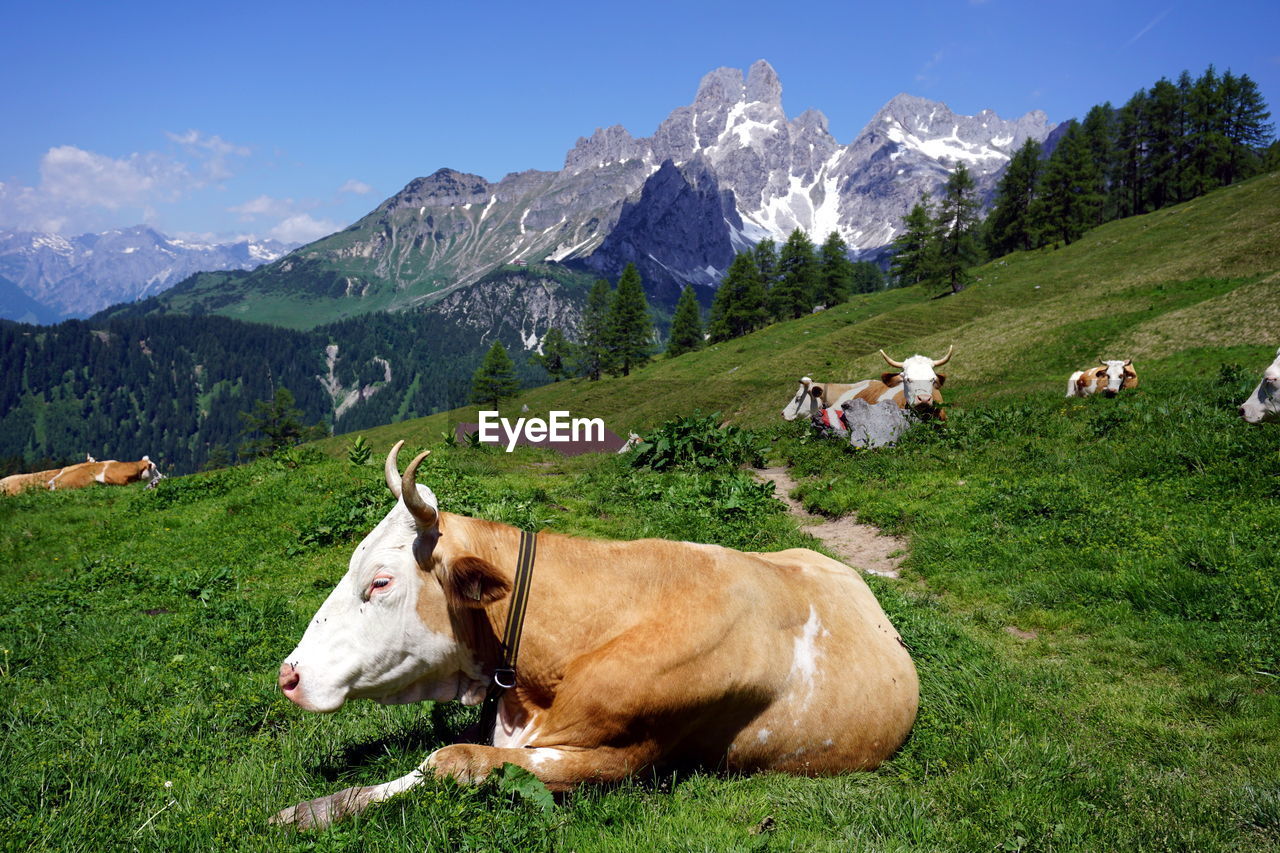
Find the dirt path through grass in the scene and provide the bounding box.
[753,466,906,578]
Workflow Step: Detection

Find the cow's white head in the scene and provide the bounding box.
[880,347,952,411]
[277,443,492,713]
[141,456,164,489]
[1240,347,1280,425]
[1098,359,1137,397]
[783,377,823,421]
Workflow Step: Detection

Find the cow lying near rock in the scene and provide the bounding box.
[1240,347,1280,424]
[1066,360,1138,398]
[271,442,918,829]
[778,345,952,427]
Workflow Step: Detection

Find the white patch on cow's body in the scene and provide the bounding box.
[527,747,564,770]
[1067,370,1085,397]
[493,708,541,748]
[1241,347,1280,424]
[757,728,771,743]
[789,606,823,715]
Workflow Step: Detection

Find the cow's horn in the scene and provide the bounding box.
[384,440,405,499]
[401,450,438,529]
[932,345,954,367]
[879,350,904,369]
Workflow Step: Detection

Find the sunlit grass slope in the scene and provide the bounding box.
[322,170,1278,455]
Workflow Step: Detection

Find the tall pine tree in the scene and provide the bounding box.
[817,232,855,306]
[986,138,1043,256]
[708,252,768,342]
[666,285,704,358]
[578,279,612,381]
[934,164,982,294]
[1034,121,1102,246]
[889,196,938,288]
[770,229,820,319]
[470,341,519,409]
[605,263,653,377]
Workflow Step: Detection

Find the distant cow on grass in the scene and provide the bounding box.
[270,442,918,829]
[1067,360,1138,398]
[1240,347,1280,424]
[782,346,953,426]
[47,457,163,491]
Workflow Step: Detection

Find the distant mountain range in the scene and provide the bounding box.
[0,226,294,322]
[103,59,1058,328]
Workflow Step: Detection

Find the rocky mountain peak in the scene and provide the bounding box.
[744,60,783,109]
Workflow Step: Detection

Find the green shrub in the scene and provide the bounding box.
[629,413,766,471]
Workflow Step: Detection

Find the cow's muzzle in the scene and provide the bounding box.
[279,661,302,698]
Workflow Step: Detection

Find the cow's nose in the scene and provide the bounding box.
[278,662,300,693]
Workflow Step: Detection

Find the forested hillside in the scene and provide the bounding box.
[0,265,588,474]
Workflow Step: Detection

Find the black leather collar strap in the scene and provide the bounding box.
[479,529,536,744]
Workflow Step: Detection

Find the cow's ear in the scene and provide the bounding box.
[445,555,511,609]
[881,372,902,386]
[935,373,946,386]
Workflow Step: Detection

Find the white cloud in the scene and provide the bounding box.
[165,130,251,181]
[0,131,250,234]
[339,179,373,195]
[228,194,299,219]
[269,214,340,244]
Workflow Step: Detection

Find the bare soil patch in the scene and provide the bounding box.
[753,466,907,578]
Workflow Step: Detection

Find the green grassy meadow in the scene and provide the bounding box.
[2,174,1279,850]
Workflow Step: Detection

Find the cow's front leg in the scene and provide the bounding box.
[271,769,425,830]
[427,742,657,791]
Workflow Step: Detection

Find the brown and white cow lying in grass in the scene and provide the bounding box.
[1066,360,1139,398]
[1240,347,1280,424]
[782,346,953,427]
[271,442,919,829]
[48,457,163,490]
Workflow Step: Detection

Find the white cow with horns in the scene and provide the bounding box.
[271,442,918,829]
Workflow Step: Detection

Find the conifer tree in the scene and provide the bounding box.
[934,163,982,294]
[1034,121,1102,246]
[1221,70,1274,185]
[817,232,855,306]
[770,229,820,319]
[1080,104,1117,223]
[1113,92,1147,218]
[605,263,652,377]
[238,386,328,458]
[666,284,704,358]
[986,138,1043,256]
[889,196,938,287]
[708,252,768,342]
[470,341,519,409]
[753,239,779,292]
[578,278,612,381]
[850,261,884,294]
[530,327,574,381]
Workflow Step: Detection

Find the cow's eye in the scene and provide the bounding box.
[370,577,392,593]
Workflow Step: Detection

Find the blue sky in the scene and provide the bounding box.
[3,0,1276,243]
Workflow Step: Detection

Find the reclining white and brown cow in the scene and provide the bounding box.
[1066,360,1139,398]
[1239,347,1280,424]
[271,442,918,829]
[782,346,954,427]
[1,455,161,495]
[47,456,163,490]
